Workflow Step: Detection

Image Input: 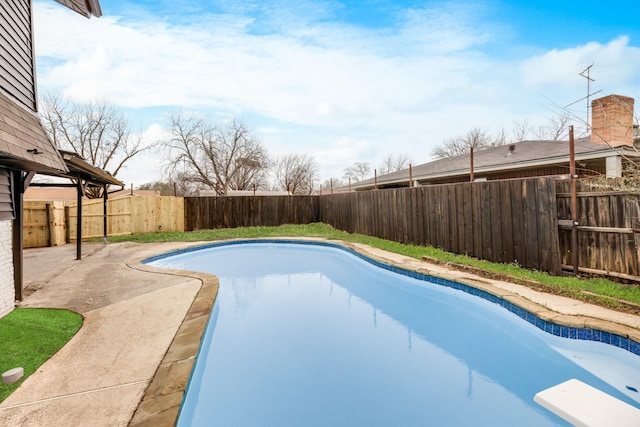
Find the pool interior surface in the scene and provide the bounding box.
[147,241,640,426]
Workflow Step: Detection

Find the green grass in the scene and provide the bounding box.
[0,308,83,402]
[102,223,640,310]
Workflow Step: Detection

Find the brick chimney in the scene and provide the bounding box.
[591,94,635,147]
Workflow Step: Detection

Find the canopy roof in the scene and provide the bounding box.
[58,150,124,187]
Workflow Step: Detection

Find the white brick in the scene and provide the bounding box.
[0,220,15,318]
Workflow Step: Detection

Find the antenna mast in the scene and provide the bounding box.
[579,64,595,130]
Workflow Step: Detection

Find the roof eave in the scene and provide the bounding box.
[350,146,639,190]
[86,0,102,17]
[54,0,102,18]
[0,154,68,175]
[61,152,124,186]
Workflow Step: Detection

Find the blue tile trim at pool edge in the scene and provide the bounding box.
[144,239,640,358]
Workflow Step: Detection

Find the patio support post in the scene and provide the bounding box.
[103,184,108,244]
[76,176,83,260]
[11,170,24,301]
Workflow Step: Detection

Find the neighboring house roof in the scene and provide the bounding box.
[351,138,640,190]
[0,91,68,174]
[54,0,102,18]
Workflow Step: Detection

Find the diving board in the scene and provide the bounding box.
[534,379,640,427]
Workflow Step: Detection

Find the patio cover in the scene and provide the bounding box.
[15,150,124,300]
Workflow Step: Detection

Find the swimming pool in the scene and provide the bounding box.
[146,240,640,426]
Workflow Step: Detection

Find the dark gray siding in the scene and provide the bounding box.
[0,168,14,220]
[0,0,36,112]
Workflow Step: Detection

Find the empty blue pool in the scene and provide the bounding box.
[146,240,640,426]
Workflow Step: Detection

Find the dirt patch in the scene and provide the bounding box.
[22,282,44,298]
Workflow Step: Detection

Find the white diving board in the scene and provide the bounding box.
[534,379,640,427]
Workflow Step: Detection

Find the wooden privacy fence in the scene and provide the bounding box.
[556,181,640,279]
[186,178,562,275]
[319,178,562,275]
[23,201,66,248]
[23,196,184,247]
[185,196,319,230]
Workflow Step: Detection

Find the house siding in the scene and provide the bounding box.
[0,219,15,318]
[0,168,13,220]
[0,0,37,112]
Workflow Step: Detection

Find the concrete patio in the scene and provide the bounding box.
[0,241,218,426]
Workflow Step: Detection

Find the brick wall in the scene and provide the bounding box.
[591,94,635,147]
[0,220,15,318]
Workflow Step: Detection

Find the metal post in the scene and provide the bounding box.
[374,169,378,190]
[470,147,475,182]
[409,164,413,187]
[11,170,24,301]
[103,184,108,244]
[76,178,82,260]
[569,126,578,275]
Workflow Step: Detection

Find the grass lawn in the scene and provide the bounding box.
[0,308,83,402]
[103,222,640,311]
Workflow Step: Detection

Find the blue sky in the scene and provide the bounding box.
[33,0,640,187]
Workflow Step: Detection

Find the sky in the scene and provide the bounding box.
[33,0,640,188]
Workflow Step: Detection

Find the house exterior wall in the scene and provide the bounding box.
[413,164,605,187]
[0,0,37,112]
[606,156,623,178]
[591,94,635,147]
[0,220,15,318]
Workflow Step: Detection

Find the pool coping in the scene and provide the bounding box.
[126,237,640,426]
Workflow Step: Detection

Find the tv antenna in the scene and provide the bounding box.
[564,63,602,132]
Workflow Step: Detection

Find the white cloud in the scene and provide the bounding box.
[521,37,640,96]
[33,1,640,185]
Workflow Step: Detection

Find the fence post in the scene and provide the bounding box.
[45,203,53,247]
[64,205,71,243]
[569,126,579,275]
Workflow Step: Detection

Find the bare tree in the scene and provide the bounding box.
[138,172,200,196]
[511,119,533,142]
[431,127,502,159]
[317,177,344,194]
[273,154,318,194]
[39,94,147,197]
[343,161,371,182]
[493,127,508,146]
[534,115,569,141]
[378,153,412,175]
[163,113,269,195]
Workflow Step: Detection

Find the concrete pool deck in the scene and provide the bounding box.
[0,239,639,426]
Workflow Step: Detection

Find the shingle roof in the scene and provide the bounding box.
[354,138,637,189]
[0,91,68,173]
